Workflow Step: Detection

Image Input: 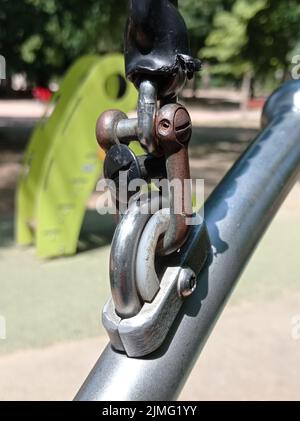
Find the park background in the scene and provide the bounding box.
[0,0,300,400]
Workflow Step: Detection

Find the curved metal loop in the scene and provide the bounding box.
[110,192,168,319]
[136,210,170,302]
[137,80,157,154]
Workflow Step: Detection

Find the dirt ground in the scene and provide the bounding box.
[0,288,299,401]
[0,100,299,401]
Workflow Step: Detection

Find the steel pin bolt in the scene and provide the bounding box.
[156,104,192,148]
[177,268,197,297]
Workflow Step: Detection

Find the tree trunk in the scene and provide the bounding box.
[240,71,252,112]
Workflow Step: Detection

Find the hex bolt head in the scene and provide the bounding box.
[177,267,197,297]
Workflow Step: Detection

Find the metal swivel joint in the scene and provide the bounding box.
[96,94,211,357]
[96,97,193,255]
[95,0,211,357]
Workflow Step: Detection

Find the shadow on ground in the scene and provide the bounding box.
[0,212,116,251]
[0,117,37,149]
[190,126,258,196]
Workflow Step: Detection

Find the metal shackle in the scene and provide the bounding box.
[103,208,203,357]
[110,193,169,319]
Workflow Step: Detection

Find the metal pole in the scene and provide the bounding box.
[75,81,300,401]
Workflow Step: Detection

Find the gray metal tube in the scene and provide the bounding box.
[75,81,300,401]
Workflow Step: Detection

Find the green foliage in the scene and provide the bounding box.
[202,0,267,77]
[0,0,127,84]
[201,0,300,80]
[245,0,300,76]
[1,0,300,87]
[180,0,235,55]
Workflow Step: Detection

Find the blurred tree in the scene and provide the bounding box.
[246,0,300,80]
[1,0,299,90]
[180,0,235,57]
[0,0,127,86]
[201,0,267,78]
[201,0,300,86]
[0,0,236,87]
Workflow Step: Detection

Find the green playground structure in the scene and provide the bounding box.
[16,54,137,258]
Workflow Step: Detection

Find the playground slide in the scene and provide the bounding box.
[16,54,137,258]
